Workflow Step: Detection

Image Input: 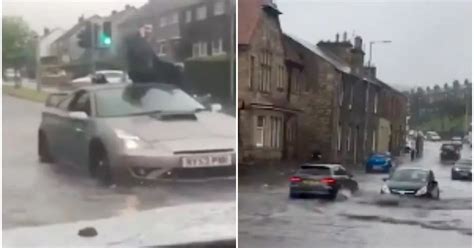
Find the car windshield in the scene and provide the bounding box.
[298,165,331,176]
[94,84,204,117]
[390,169,428,183]
[442,144,455,150]
[102,72,122,78]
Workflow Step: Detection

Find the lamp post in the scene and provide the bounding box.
[367,40,392,68]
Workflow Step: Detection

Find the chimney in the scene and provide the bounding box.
[43,28,50,36]
[78,15,85,23]
[364,66,377,78]
[343,31,347,42]
[125,4,131,10]
[354,36,362,50]
[335,33,340,42]
[111,10,117,15]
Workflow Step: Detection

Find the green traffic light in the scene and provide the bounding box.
[103,36,111,46]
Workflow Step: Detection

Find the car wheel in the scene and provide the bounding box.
[91,148,113,186]
[289,191,299,199]
[38,132,54,163]
[451,173,457,180]
[328,189,338,200]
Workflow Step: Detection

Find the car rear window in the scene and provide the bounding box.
[298,166,331,176]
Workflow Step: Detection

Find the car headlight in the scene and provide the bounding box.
[454,167,461,171]
[114,129,143,150]
[381,184,390,194]
[415,186,427,196]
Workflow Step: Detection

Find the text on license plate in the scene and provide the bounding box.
[303,180,321,186]
[182,155,232,168]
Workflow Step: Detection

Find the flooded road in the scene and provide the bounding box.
[2,96,235,229]
[239,142,472,248]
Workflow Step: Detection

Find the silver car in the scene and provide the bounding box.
[38,83,236,185]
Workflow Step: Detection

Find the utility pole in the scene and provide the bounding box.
[229,1,235,109]
[35,35,41,92]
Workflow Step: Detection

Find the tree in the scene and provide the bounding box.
[2,16,36,78]
[453,80,460,89]
[464,78,471,86]
[444,82,449,90]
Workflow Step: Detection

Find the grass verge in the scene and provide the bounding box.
[3,85,48,103]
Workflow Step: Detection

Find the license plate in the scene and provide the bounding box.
[303,180,321,186]
[460,172,469,176]
[182,155,232,168]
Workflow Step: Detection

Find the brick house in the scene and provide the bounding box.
[238,0,299,163]
[283,33,407,167]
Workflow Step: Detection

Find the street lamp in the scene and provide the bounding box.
[368,40,392,68]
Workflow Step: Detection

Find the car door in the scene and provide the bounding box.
[66,91,93,167]
[427,171,437,194]
[48,94,75,163]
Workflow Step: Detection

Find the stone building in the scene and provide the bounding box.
[238,0,299,163]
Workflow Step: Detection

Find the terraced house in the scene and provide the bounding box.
[238,0,299,163]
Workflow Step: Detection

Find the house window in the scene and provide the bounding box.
[159,16,167,27]
[193,42,208,57]
[372,130,377,152]
[214,1,225,15]
[185,10,192,23]
[337,124,342,151]
[347,127,352,151]
[339,82,344,107]
[256,116,265,147]
[374,92,378,113]
[365,84,369,112]
[259,50,272,92]
[349,84,354,110]
[276,65,284,90]
[170,12,179,24]
[270,116,282,148]
[196,6,207,20]
[250,55,255,89]
[211,38,224,55]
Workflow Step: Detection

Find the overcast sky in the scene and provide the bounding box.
[3,0,147,31]
[277,0,472,90]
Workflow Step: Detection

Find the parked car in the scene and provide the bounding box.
[366,153,393,173]
[38,83,236,185]
[440,143,460,162]
[380,167,440,199]
[426,131,441,141]
[72,70,130,84]
[451,159,472,181]
[289,164,358,200]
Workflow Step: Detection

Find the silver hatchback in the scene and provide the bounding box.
[38,83,236,185]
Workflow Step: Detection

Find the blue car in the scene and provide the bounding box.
[366,153,393,173]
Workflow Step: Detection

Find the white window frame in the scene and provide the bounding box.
[256,116,265,147]
[339,83,344,107]
[372,130,377,152]
[365,84,369,112]
[337,124,342,151]
[211,38,224,55]
[159,16,167,27]
[200,42,208,57]
[214,1,225,16]
[196,6,207,20]
[349,84,354,110]
[170,12,179,24]
[347,127,352,151]
[185,10,192,23]
[374,92,378,113]
[158,42,166,56]
[192,43,200,57]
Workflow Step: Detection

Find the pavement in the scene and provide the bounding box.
[2,96,235,232]
[239,142,472,248]
[3,79,57,93]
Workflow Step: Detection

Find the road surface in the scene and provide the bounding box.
[2,95,235,229]
[239,142,472,248]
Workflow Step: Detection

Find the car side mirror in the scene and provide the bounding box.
[432,180,438,185]
[211,103,222,112]
[69,111,88,120]
[382,177,388,182]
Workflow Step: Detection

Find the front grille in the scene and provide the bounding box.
[159,165,236,179]
[390,189,417,195]
[174,149,234,155]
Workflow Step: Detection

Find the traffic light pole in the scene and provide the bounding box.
[90,23,97,75]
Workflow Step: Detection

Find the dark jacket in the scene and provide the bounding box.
[125,32,182,85]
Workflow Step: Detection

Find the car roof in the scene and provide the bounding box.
[394,166,431,172]
[96,70,124,73]
[73,82,178,93]
[300,163,342,169]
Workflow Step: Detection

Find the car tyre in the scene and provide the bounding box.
[289,191,299,199]
[91,147,113,186]
[38,131,54,163]
[328,189,338,200]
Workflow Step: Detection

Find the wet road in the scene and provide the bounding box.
[239,142,472,248]
[2,96,235,229]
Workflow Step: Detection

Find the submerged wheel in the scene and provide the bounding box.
[38,131,54,163]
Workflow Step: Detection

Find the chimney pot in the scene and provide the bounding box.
[343,31,347,41]
[336,33,339,42]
